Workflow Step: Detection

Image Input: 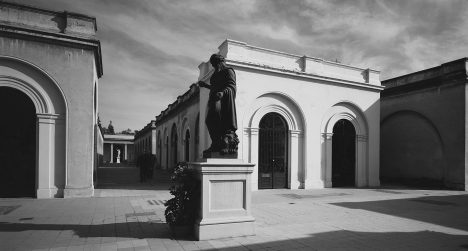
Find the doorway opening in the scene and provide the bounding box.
[258,112,288,189]
[0,87,36,197]
[332,119,356,187]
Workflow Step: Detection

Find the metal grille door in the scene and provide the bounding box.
[258,113,288,189]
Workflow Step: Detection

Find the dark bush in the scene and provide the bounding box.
[164,162,200,226]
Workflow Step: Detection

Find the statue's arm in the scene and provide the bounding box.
[197,80,211,89]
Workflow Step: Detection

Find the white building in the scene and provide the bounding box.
[102,134,135,165]
[153,39,383,190]
[0,2,102,198]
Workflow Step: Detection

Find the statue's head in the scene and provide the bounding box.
[209,54,226,70]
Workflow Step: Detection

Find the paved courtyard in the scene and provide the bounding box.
[0,187,467,251]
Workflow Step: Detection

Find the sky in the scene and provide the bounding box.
[12,0,468,132]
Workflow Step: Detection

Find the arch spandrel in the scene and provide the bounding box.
[0,56,68,116]
[321,102,368,136]
[244,92,305,132]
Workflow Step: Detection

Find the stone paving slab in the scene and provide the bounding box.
[0,188,467,250]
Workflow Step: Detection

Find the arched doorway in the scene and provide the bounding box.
[0,87,36,197]
[171,124,178,168]
[185,130,190,162]
[332,119,356,187]
[258,112,288,189]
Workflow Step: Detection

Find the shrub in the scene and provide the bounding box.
[164,162,200,226]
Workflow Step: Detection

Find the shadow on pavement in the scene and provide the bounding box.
[204,230,468,250]
[1,223,467,249]
[96,167,172,191]
[332,194,468,231]
[0,221,171,239]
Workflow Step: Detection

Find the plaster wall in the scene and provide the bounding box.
[194,40,382,190]
[155,99,199,169]
[135,129,154,156]
[233,68,381,189]
[381,83,465,189]
[0,36,97,197]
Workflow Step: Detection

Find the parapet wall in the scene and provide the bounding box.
[199,39,381,86]
[0,2,97,38]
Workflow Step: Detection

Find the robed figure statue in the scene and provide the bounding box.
[198,54,239,157]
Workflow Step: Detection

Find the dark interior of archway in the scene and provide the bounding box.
[332,119,356,187]
[258,112,288,189]
[0,87,36,197]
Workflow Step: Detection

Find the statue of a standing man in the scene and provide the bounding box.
[198,54,239,157]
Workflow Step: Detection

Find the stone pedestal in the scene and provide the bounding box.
[190,158,255,240]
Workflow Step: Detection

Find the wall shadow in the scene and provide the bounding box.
[332,194,468,231]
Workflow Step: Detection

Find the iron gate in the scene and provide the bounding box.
[258,112,288,189]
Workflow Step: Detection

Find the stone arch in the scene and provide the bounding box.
[170,123,178,168]
[321,102,368,136]
[181,117,191,162]
[321,102,368,187]
[245,92,305,131]
[0,56,68,198]
[243,92,306,190]
[381,110,445,183]
[195,113,200,159]
[163,127,168,169]
[157,130,162,166]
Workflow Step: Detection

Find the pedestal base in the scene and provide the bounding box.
[64,186,94,198]
[190,158,255,241]
[196,216,255,240]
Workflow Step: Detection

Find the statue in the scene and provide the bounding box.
[198,54,239,157]
[116,148,121,163]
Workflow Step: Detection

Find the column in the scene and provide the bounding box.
[124,143,128,161]
[36,113,59,198]
[356,135,368,187]
[322,133,333,188]
[248,128,259,191]
[289,130,302,189]
[110,143,114,163]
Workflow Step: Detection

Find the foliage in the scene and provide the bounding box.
[164,162,200,226]
[120,128,134,135]
[107,121,115,134]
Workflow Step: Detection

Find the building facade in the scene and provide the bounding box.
[154,85,200,169]
[0,2,103,198]
[152,40,383,190]
[381,58,468,191]
[134,120,157,160]
[102,134,135,165]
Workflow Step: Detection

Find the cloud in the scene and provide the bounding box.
[8,0,468,131]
